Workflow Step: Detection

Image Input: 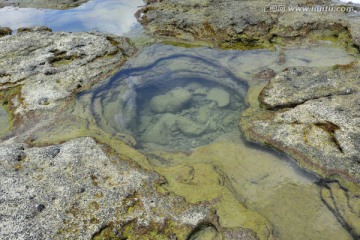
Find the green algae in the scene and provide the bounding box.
[0,105,9,137]
[0,86,22,137]
[92,220,191,240]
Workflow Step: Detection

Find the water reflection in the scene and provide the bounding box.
[0,0,144,35]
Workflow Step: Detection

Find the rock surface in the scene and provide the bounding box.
[138,0,360,49]
[0,0,89,9]
[241,63,360,238]
[0,137,216,239]
[0,28,136,113]
[242,64,360,183]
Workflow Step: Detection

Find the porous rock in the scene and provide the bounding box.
[138,0,360,49]
[0,28,136,113]
[242,64,360,183]
[0,137,215,239]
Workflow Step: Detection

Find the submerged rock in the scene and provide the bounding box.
[176,116,207,137]
[0,0,89,9]
[321,182,360,237]
[206,88,230,107]
[0,27,136,113]
[142,113,177,145]
[0,137,217,239]
[150,87,192,113]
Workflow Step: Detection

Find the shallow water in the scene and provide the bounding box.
[0,105,9,137]
[75,44,356,239]
[0,0,144,36]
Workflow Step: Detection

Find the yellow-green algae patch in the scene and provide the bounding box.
[0,105,10,137]
[147,136,352,240]
[0,86,22,138]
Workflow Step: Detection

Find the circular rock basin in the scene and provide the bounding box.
[90,44,247,150]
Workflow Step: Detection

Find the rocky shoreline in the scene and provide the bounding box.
[1,0,360,239]
[137,0,360,50]
[0,27,236,239]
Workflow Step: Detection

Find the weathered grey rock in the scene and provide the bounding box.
[206,87,230,107]
[150,87,192,113]
[241,63,360,239]
[138,0,360,49]
[0,137,216,239]
[259,65,360,109]
[242,64,360,183]
[0,28,136,113]
[0,0,89,9]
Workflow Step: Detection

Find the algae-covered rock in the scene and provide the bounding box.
[206,88,230,107]
[0,137,216,239]
[176,116,207,137]
[142,113,177,145]
[150,87,192,113]
[0,27,11,37]
[321,182,360,238]
[0,0,89,9]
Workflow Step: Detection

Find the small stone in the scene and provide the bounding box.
[38,97,50,105]
[142,113,177,145]
[17,152,26,161]
[37,204,45,212]
[150,88,192,113]
[206,88,230,107]
[46,147,60,158]
[176,116,207,137]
